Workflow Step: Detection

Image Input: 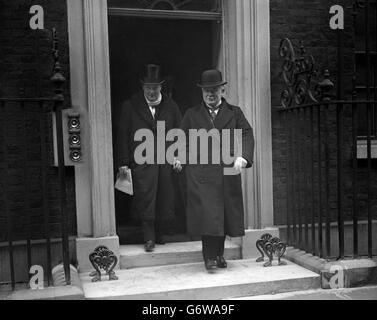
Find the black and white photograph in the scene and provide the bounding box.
[0,0,377,308]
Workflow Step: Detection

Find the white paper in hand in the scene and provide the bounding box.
[115,169,133,195]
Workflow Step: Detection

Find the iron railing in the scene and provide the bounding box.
[0,29,71,289]
[278,33,376,260]
[280,100,376,259]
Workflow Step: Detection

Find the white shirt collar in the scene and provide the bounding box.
[145,93,162,107]
[205,99,222,114]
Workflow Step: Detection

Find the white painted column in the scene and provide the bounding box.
[67,0,92,238]
[82,0,116,238]
[251,0,274,229]
[67,0,119,271]
[223,0,276,256]
[224,0,274,229]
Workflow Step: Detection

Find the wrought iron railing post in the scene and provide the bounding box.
[317,70,335,102]
[351,2,359,259]
[318,68,346,259]
[51,28,71,285]
[336,102,345,259]
[316,104,323,258]
[364,0,373,259]
[318,70,335,259]
[310,107,315,255]
[284,111,291,245]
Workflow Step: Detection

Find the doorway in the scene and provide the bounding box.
[108,16,222,244]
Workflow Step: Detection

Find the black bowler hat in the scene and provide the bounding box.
[197,69,227,88]
[140,64,165,85]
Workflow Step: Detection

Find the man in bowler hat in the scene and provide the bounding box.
[115,64,182,252]
[176,69,254,271]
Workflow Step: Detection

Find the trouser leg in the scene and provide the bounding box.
[202,236,223,260]
[155,205,167,239]
[131,165,159,243]
[142,220,156,242]
[156,164,175,237]
[217,236,226,257]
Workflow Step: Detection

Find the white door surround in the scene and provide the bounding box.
[66,0,274,269]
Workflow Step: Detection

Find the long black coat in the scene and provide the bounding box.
[115,92,182,223]
[180,99,254,237]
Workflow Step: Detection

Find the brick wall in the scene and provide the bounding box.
[0,0,76,241]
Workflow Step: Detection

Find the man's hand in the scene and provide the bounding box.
[118,166,129,178]
[173,158,182,172]
[234,157,247,173]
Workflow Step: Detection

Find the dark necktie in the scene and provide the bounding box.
[209,107,219,122]
[149,104,159,119]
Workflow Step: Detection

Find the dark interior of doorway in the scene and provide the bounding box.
[108,16,219,244]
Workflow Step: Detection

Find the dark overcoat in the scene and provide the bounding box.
[115,92,182,223]
[180,99,254,237]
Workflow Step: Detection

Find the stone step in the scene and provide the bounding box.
[119,240,241,269]
[79,259,321,300]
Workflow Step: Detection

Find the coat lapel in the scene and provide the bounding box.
[132,92,156,128]
[193,100,234,131]
[155,95,169,121]
[213,100,233,130]
[195,103,215,131]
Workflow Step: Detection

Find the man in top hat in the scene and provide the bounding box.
[115,64,182,252]
[175,69,254,271]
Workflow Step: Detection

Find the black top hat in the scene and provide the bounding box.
[140,64,165,85]
[197,69,227,88]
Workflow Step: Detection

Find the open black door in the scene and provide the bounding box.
[109,16,219,244]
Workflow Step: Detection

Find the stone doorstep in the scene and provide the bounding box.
[79,259,321,300]
[283,247,377,289]
[119,240,241,269]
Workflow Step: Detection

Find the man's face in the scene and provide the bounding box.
[143,84,162,102]
[202,86,223,107]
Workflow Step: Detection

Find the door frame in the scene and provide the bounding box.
[66,0,273,269]
[107,7,222,20]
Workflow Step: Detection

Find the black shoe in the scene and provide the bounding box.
[216,256,227,268]
[144,240,155,252]
[204,258,217,271]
